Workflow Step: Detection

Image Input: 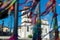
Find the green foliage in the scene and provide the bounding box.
[37,20,41,24]
[28,34,32,38]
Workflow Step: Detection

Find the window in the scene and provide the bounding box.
[20,27,21,29]
[27,26,29,32]
[45,29,47,33]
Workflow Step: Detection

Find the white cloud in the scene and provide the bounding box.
[58,21,60,26]
[58,4,60,6]
[58,21,60,24]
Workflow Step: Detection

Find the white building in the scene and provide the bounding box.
[18,7,33,38]
[41,19,50,40]
[18,6,50,40]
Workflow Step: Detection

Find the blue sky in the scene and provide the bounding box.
[0,0,60,31]
[40,0,60,31]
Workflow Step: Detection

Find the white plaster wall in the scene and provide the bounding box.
[41,20,50,40]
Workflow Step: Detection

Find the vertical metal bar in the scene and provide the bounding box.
[53,8,59,40]
[8,10,11,33]
[32,0,41,40]
[13,1,18,40]
[37,1,41,40]
[2,19,4,35]
[53,1,59,40]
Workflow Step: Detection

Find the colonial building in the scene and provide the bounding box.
[0,25,10,33]
[0,25,10,36]
[18,8,33,38]
[41,19,50,40]
[18,6,50,40]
